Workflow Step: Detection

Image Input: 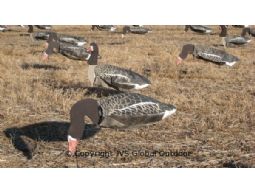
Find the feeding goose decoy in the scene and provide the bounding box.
[184,25,212,34]
[86,43,151,90]
[35,25,52,30]
[177,44,239,66]
[42,32,88,60]
[91,25,116,32]
[35,31,86,46]
[0,25,8,32]
[219,25,251,47]
[67,92,176,155]
[241,26,255,37]
[122,25,150,37]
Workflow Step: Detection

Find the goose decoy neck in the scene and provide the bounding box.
[184,25,191,32]
[68,99,100,140]
[219,25,228,37]
[179,44,195,60]
[241,27,250,37]
[123,26,131,34]
[88,42,99,65]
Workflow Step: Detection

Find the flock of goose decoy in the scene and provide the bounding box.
[1,25,254,155]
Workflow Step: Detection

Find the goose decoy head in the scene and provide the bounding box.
[177,44,195,64]
[87,42,99,65]
[67,99,100,155]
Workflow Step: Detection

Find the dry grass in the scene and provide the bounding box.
[0,25,254,167]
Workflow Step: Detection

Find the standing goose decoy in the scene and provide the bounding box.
[219,25,251,47]
[184,25,212,34]
[86,43,151,90]
[91,25,116,32]
[67,93,176,155]
[177,44,239,66]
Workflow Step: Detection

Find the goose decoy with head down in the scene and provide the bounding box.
[86,43,151,90]
[35,25,52,30]
[122,25,151,37]
[184,25,212,34]
[42,32,88,60]
[177,44,239,66]
[35,31,86,46]
[219,25,251,47]
[0,25,8,32]
[241,26,255,37]
[91,25,116,32]
[67,92,176,155]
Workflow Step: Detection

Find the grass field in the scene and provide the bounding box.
[0,25,254,167]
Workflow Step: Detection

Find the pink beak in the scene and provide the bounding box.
[176,56,183,65]
[68,138,79,156]
[87,46,94,53]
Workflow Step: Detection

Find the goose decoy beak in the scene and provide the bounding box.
[176,56,183,65]
[67,135,79,156]
[67,99,100,154]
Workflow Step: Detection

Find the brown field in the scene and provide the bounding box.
[0,25,254,167]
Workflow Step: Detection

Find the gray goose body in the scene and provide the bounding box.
[185,25,212,34]
[34,32,86,46]
[223,36,251,47]
[94,64,151,90]
[91,25,116,31]
[194,45,239,66]
[98,93,176,128]
[59,43,90,60]
[0,25,7,32]
[123,25,150,35]
[35,25,52,30]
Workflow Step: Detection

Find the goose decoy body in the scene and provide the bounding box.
[35,31,86,46]
[184,25,212,34]
[177,44,239,66]
[219,25,251,47]
[0,25,8,32]
[87,43,151,90]
[122,25,150,35]
[35,25,52,30]
[93,64,151,90]
[91,25,116,32]
[67,93,176,154]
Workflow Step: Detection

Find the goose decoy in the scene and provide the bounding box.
[35,25,52,30]
[91,25,116,32]
[86,43,151,90]
[122,25,150,37]
[219,25,251,47]
[184,25,212,34]
[35,31,86,46]
[0,25,8,32]
[241,26,255,37]
[67,93,176,154]
[42,32,88,60]
[177,44,239,66]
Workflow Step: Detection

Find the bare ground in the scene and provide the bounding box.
[0,25,254,167]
